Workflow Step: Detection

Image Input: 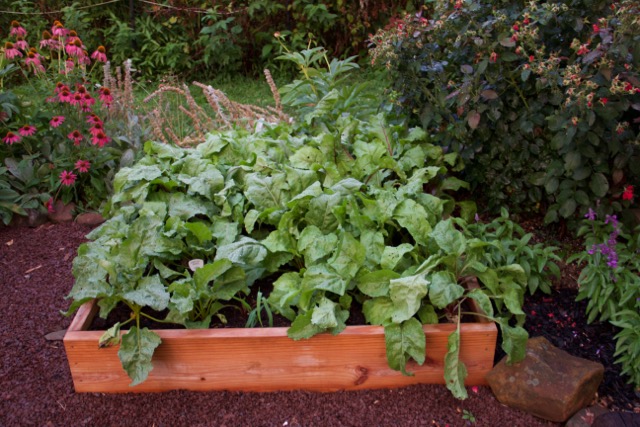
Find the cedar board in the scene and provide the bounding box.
[64,299,497,393]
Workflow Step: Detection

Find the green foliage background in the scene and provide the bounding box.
[1,0,419,79]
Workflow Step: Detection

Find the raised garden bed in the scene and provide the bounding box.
[64,299,497,393]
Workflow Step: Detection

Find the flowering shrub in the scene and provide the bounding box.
[369,0,640,222]
[0,20,127,221]
[569,207,640,388]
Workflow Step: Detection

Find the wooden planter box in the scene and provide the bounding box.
[64,299,497,393]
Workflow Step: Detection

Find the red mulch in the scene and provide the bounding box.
[0,222,635,426]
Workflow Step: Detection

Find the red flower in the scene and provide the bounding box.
[529,55,535,62]
[59,170,77,186]
[622,185,634,201]
[592,24,600,33]
[512,24,519,31]
[577,44,589,55]
[599,98,608,106]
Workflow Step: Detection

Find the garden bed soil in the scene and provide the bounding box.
[1,222,638,426]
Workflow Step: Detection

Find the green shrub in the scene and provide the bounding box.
[370,0,640,222]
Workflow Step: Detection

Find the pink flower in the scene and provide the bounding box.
[50,116,65,128]
[86,113,102,125]
[18,124,36,137]
[58,89,72,103]
[54,82,68,93]
[91,46,107,63]
[98,87,113,105]
[14,37,28,51]
[51,21,68,37]
[74,159,91,173]
[599,97,608,106]
[90,122,105,136]
[25,51,44,73]
[592,24,600,33]
[39,30,58,49]
[45,197,55,213]
[512,24,519,31]
[10,20,27,38]
[82,93,95,108]
[59,170,77,186]
[471,386,479,393]
[70,92,84,107]
[91,130,110,147]
[529,55,535,62]
[67,130,84,146]
[3,131,21,145]
[489,52,498,63]
[65,39,84,57]
[3,42,22,60]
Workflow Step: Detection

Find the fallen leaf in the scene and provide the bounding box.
[6,240,13,246]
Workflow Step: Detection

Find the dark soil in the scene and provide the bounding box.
[1,222,638,427]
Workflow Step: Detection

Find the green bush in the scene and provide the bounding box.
[370,0,640,222]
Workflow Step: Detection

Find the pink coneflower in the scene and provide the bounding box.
[25,51,45,74]
[91,130,110,147]
[51,21,68,37]
[79,51,91,65]
[82,93,95,108]
[14,36,28,51]
[91,45,107,63]
[18,124,36,137]
[3,42,22,60]
[98,87,113,105]
[39,30,58,49]
[54,82,68,93]
[50,116,65,128]
[58,88,72,103]
[76,85,87,94]
[3,131,21,145]
[62,59,75,74]
[10,20,27,38]
[74,159,91,173]
[67,130,83,146]
[59,170,77,186]
[86,113,102,125]
[90,121,104,136]
[65,38,84,57]
[70,92,83,107]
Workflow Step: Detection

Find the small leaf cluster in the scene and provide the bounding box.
[569,214,640,388]
[370,0,640,222]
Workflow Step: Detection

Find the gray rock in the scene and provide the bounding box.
[592,412,640,427]
[486,336,604,423]
[27,208,48,227]
[565,406,609,427]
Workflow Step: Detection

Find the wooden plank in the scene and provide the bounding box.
[64,300,497,393]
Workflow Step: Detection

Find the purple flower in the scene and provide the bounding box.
[584,208,596,221]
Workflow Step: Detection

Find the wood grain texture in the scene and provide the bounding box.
[64,299,497,393]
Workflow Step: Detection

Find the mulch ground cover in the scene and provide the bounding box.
[1,221,638,426]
